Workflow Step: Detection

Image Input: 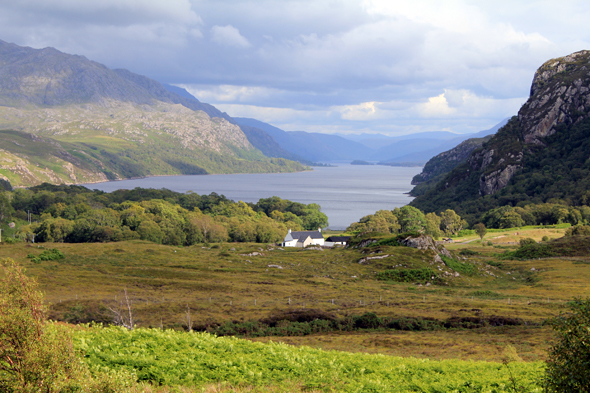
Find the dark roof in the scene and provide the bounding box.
[326,236,351,242]
[290,230,324,240]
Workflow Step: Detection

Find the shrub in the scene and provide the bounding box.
[459,249,479,256]
[26,248,64,263]
[440,255,475,275]
[564,224,590,237]
[0,259,86,391]
[519,238,536,247]
[542,236,549,242]
[545,298,590,392]
[0,259,134,392]
[376,268,437,283]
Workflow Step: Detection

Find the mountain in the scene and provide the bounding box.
[407,118,509,195]
[375,120,508,165]
[233,117,373,162]
[410,50,590,221]
[338,131,461,150]
[0,40,304,186]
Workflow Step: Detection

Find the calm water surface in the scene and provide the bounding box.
[90,165,422,230]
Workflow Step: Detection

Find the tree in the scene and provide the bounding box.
[0,259,87,391]
[499,211,524,229]
[0,192,14,223]
[425,212,442,239]
[440,209,464,236]
[394,206,426,233]
[545,298,590,392]
[473,223,487,243]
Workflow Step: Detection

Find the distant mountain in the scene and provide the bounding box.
[0,40,304,186]
[338,131,462,150]
[233,118,373,162]
[410,50,590,221]
[234,117,509,165]
[376,120,508,165]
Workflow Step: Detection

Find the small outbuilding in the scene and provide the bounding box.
[282,228,325,247]
[324,236,351,247]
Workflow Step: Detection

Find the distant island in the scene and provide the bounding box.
[350,160,373,165]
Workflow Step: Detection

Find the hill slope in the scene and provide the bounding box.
[0,40,304,186]
[411,50,590,220]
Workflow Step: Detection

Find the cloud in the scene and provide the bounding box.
[210,25,251,48]
[0,0,588,135]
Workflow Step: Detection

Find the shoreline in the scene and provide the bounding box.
[76,167,316,188]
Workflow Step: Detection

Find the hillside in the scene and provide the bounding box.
[409,135,494,197]
[0,40,304,186]
[411,50,590,220]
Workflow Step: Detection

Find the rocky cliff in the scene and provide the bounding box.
[411,50,590,219]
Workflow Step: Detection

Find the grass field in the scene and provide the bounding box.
[0,225,585,364]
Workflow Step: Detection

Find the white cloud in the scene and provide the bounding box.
[210,25,251,48]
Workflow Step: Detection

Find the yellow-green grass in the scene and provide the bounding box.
[0,230,585,361]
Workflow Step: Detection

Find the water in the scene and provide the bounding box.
[89,164,422,230]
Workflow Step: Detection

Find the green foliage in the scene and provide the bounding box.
[440,255,476,275]
[376,268,437,283]
[0,259,132,392]
[395,205,427,233]
[26,248,64,263]
[459,249,479,256]
[7,185,327,245]
[75,326,543,391]
[564,224,590,237]
[411,116,590,226]
[545,298,590,392]
[473,223,487,240]
[519,238,536,247]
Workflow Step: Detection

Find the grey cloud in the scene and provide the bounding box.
[0,0,588,135]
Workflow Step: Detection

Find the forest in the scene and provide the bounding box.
[0,184,328,245]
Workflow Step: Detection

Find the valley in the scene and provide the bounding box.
[4,224,582,363]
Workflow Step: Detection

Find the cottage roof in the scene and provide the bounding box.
[288,230,324,241]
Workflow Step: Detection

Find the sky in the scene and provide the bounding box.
[0,0,589,136]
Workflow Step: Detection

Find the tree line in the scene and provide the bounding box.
[346,202,590,239]
[0,184,328,245]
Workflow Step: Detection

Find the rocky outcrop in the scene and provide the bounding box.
[519,50,590,145]
[398,234,452,258]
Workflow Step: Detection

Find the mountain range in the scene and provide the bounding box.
[0,39,510,189]
[234,117,507,164]
[0,40,306,187]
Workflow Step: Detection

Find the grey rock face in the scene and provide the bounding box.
[472,50,590,196]
[519,50,590,145]
[479,164,521,196]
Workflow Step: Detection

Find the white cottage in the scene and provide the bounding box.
[282,228,325,247]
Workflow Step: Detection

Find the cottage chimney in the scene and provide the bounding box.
[288,228,291,233]
[318,227,321,232]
